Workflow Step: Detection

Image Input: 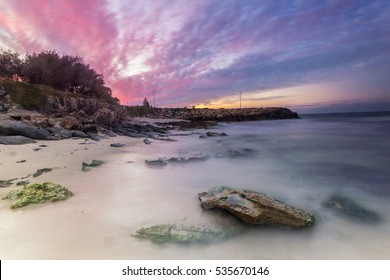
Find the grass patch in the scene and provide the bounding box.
[0,79,68,111]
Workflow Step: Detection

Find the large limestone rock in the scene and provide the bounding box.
[0,135,36,145]
[0,119,55,140]
[198,187,314,227]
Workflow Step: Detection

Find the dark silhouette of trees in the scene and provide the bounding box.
[0,49,117,103]
[0,50,23,80]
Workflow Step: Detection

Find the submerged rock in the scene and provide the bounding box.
[167,156,209,164]
[145,159,168,167]
[323,195,382,224]
[206,131,228,137]
[198,186,315,227]
[32,168,53,178]
[2,182,73,209]
[82,160,104,172]
[133,224,241,244]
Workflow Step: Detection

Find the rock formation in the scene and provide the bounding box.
[198,186,315,227]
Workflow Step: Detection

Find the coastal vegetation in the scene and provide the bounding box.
[0,49,119,106]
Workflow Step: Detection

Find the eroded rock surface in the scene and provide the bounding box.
[133,223,241,244]
[198,186,314,227]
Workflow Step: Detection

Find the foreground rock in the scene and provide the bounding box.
[323,195,382,224]
[198,187,315,227]
[133,224,241,244]
[0,135,36,145]
[2,182,73,209]
[0,119,55,140]
[82,160,104,172]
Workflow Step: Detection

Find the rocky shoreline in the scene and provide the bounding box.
[132,106,299,122]
[1,85,299,144]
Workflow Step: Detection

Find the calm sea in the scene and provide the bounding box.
[102,111,390,259]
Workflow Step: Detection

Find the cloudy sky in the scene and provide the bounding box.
[1,0,390,113]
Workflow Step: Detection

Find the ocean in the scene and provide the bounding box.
[98,111,390,259]
[1,111,389,259]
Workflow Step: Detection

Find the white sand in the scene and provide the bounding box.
[0,136,142,259]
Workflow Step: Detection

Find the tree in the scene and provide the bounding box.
[0,49,23,80]
[0,49,118,104]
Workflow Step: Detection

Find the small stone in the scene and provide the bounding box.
[33,168,53,178]
[145,159,168,167]
[110,143,125,147]
[82,160,104,172]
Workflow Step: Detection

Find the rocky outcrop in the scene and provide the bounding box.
[198,186,314,227]
[42,96,128,128]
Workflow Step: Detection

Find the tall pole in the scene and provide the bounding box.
[240,89,242,109]
[152,90,156,107]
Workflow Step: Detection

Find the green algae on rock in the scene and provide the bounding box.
[2,182,73,209]
[133,224,241,244]
[82,160,104,172]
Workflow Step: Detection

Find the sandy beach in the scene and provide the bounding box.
[0,136,142,259]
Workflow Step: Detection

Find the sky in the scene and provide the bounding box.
[1,0,390,113]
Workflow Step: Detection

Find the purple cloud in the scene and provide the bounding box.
[1,0,389,110]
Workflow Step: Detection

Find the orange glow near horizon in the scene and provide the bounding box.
[194,83,364,109]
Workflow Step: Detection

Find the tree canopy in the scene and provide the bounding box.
[0,49,118,104]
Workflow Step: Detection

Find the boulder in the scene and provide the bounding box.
[71,130,88,138]
[143,138,152,145]
[82,160,104,172]
[198,186,315,227]
[60,117,81,130]
[0,135,36,145]
[0,119,55,140]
